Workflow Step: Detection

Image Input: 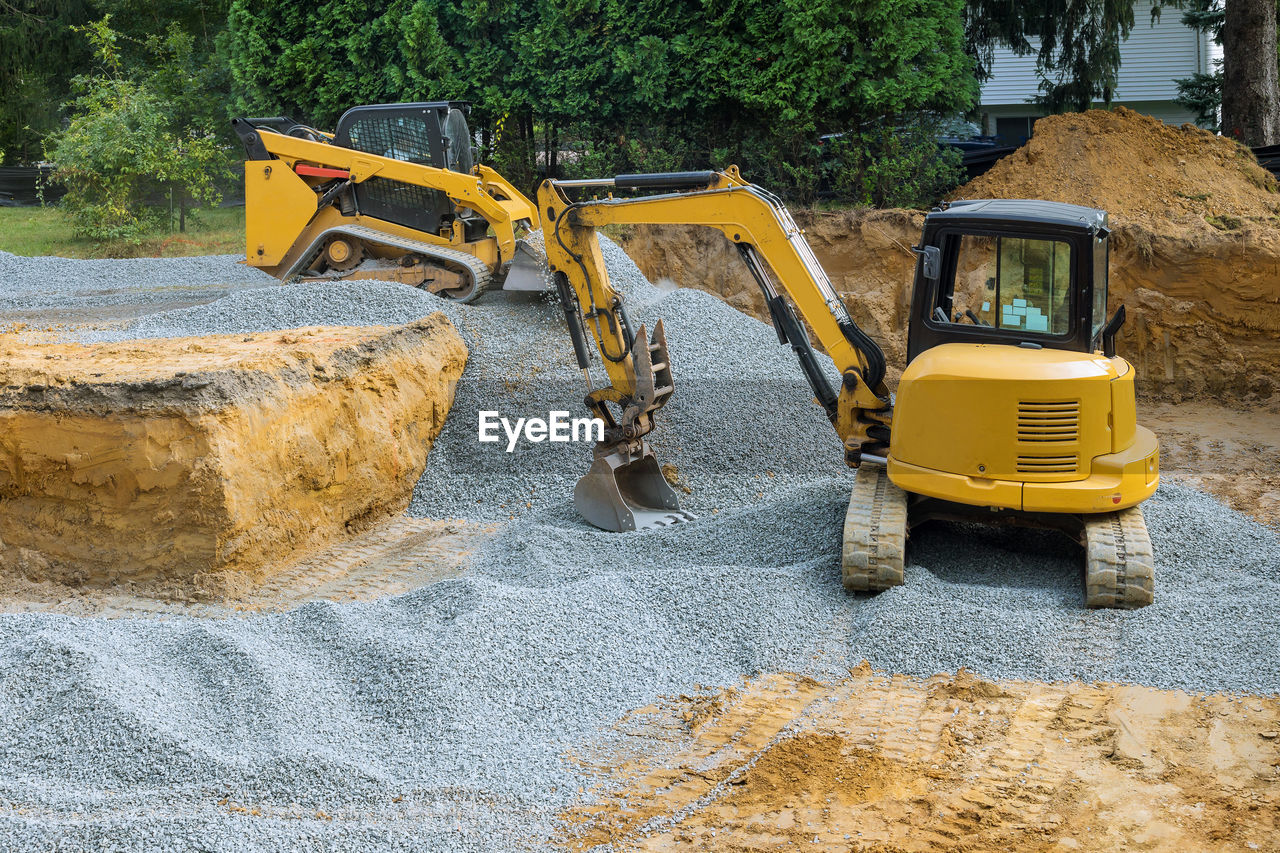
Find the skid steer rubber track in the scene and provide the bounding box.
[841,464,908,592]
[284,224,497,303]
[1083,507,1155,609]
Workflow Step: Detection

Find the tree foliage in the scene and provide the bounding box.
[1,0,231,166]
[224,0,976,205]
[0,0,97,164]
[47,17,230,243]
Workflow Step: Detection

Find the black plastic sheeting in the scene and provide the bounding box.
[959,145,1018,181]
[1251,143,1280,178]
[0,167,65,206]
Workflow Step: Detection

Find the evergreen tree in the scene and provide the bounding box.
[0,0,96,164]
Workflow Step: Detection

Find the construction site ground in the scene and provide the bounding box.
[562,670,1279,852]
[0,243,1276,852]
[0,111,1278,851]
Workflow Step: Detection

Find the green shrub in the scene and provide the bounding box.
[47,17,230,244]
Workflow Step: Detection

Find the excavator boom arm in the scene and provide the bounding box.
[539,168,892,467]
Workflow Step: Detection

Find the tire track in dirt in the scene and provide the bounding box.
[559,668,1280,852]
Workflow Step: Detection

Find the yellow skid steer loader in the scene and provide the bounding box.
[232,102,546,301]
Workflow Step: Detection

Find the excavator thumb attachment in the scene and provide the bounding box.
[574,440,695,531]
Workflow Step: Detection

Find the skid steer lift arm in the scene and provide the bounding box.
[537,166,893,532]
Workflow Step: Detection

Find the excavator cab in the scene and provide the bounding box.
[905,200,1123,360]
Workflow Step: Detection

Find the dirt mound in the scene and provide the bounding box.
[956,107,1279,230]
[561,670,1280,851]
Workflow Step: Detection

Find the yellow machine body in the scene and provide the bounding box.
[888,343,1158,513]
[233,106,539,301]
[243,161,508,273]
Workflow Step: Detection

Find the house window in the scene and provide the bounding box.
[994,117,1035,148]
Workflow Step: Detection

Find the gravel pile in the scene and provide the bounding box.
[0,243,1277,850]
[0,251,274,326]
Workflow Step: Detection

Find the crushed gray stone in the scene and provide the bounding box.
[0,242,1275,851]
[0,251,276,327]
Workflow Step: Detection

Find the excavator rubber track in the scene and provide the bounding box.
[1083,506,1154,609]
[841,464,908,592]
[285,224,498,303]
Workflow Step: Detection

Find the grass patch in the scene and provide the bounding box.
[0,206,245,258]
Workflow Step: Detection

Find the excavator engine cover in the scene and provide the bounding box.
[575,441,694,532]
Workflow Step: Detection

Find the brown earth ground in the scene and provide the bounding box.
[1145,401,1280,531]
[559,668,1280,852]
[0,318,471,615]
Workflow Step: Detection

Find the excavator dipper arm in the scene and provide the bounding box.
[537,167,894,532]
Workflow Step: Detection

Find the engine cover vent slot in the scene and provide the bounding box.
[1016,454,1079,474]
[1017,400,1080,444]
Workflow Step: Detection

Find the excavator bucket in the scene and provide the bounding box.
[574,441,695,531]
[574,320,694,532]
[502,239,550,291]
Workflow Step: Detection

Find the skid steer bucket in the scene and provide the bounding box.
[575,441,695,531]
[502,239,550,291]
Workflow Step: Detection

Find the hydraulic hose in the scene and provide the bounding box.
[553,202,632,363]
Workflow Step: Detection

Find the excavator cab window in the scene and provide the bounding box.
[1090,233,1110,345]
[906,200,1108,362]
[945,233,1072,335]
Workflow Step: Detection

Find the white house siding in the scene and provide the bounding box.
[979,1,1220,142]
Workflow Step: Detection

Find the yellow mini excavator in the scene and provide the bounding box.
[538,167,1159,609]
[232,103,546,301]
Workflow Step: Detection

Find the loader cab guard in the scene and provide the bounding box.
[331,102,476,236]
[906,199,1112,362]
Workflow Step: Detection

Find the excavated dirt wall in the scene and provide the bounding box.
[0,315,466,590]
[615,212,1280,400]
